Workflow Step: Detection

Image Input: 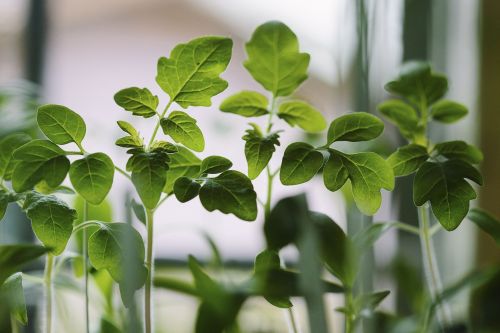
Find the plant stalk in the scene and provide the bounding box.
[44,254,54,333]
[83,200,90,333]
[344,290,354,333]
[145,209,155,333]
[147,100,173,149]
[10,315,19,333]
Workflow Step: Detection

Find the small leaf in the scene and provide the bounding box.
[116,121,143,148]
[150,141,178,153]
[388,144,429,176]
[468,208,500,245]
[24,192,77,255]
[0,273,27,325]
[37,104,86,145]
[244,21,310,97]
[199,171,257,221]
[174,177,201,202]
[278,101,327,132]
[200,156,232,174]
[164,146,201,193]
[323,151,349,192]
[327,112,384,145]
[431,100,468,123]
[160,111,205,152]
[280,142,323,185]
[69,153,115,205]
[131,199,146,224]
[434,141,483,164]
[0,244,49,286]
[156,36,232,108]
[243,124,280,179]
[114,87,158,118]
[377,99,419,140]
[219,91,269,117]
[0,133,31,180]
[354,290,390,317]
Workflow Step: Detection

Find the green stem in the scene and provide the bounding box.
[264,166,274,220]
[145,209,155,333]
[344,289,354,333]
[115,166,132,181]
[286,307,300,333]
[147,100,173,149]
[10,315,19,333]
[83,201,90,333]
[44,254,54,333]
[72,220,104,234]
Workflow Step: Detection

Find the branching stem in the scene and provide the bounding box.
[148,100,173,149]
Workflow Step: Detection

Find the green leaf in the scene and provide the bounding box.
[163,146,201,193]
[0,133,31,180]
[69,153,114,205]
[199,170,257,221]
[243,124,280,180]
[156,36,232,108]
[115,121,143,149]
[174,177,201,202]
[149,140,178,153]
[23,192,77,255]
[254,250,292,308]
[278,101,326,132]
[0,244,49,286]
[219,91,269,117]
[200,156,232,174]
[323,151,349,192]
[12,140,70,192]
[128,151,169,209]
[354,290,390,318]
[431,99,468,123]
[160,111,205,152]
[280,142,323,185]
[131,199,146,224]
[114,87,158,118]
[387,144,429,176]
[244,21,310,97]
[434,140,483,164]
[414,160,482,230]
[327,112,384,145]
[37,104,86,145]
[468,208,500,245]
[326,150,394,215]
[377,99,419,140]
[0,190,20,221]
[0,273,27,325]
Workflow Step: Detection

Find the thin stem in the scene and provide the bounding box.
[286,308,300,333]
[145,209,155,333]
[264,166,274,220]
[83,201,90,333]
[115,166,132,181]
[44,254,54,333]
[344,290,354,333]
[154,193,171,211]
[10,315,19,333]
[148,100,173,149]
[392,222,420,236]
[72,220,104,234]
[64,150,84,155]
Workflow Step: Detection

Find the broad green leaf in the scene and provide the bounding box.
[200,156,232,174]
[468,208,500,245]
[156,36,232,108]
[388,144,429,176]
[327,112,384,145]
[0,244,49,286]
[243,124,280,179]
[12,140,70,192]
[323,151,349,192]
[174,177,201,202]
[278,101,326,132]
[219,91,269,117]
[254,250,292,308]
[431,100,468,123]
[414,160,482,230]
[377,99,419,140]
[244,21,310,97]
[327,150,394,215]
[114,87,158,118]
[115,121,143,148]
[160,111,205,152]
[280,142,323,185]
[69,153,114,205]
[434,140,483,164]
[163,146,201,193]
[128,151,169,209]
[23,192,76,255]
[0,133,31,180]
[0,273,27,325]
[199,171,257,221]
[37,104,86,145]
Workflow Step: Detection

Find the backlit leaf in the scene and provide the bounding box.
[388,144,429,176]
[0,133,31,180]
[114,87,158,118]
[163,146,201,193]
[278,101,326,132]
[243,124,280,179]
[434,141,483,164]
[431,100,468,123]
[161,111,205,152]
[377,99,419,140]
[219,91,269,117]
[200,156,232,174]
[327,112,384,145]
[280,142,323,185]
[37,104,86,145]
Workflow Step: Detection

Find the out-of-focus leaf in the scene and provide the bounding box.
[468,208,500,245]
[0,244,49,286]
[0,273,27,325]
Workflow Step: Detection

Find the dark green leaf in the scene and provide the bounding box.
[163,146,201,193]
[0,133,31,180]
[377,99,419,140]
[244,21,310,97]
[243,123,280,180]
[37,104,86,145]
[0,273,27,325]
[114,87,158,118]
[468,208,500,245]
[174,177,201,202]
[434,140,483,164]
[0,244,49,286]
[280,142,323,185]
[278,101,327,132]
[200,156,232,174]
[69,153,114,205]
[156,37,232,108]
[131,199,146,224]
[327,112,384,144]
[160,111,205,152]
[387,144,429,176]
[323,151,349,192]
[219,91,269,117]
[199,171,257,221]
[431,100,468,123]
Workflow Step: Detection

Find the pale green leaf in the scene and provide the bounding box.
[280,142,323,185]
[115,121,143,148]
[377,99,419,140]
[160,111,204,152]
[434,141,483,164]
[243,124,280,179]
[173,177,201,202]
[150,141,178,153]
[114,87,158,118]
[278,101,326,132]
[388,144,429,176]
[164,146,201,193]
[0,273,27,325]
[327,112,384,145]
[219,91,269,117]
[200,156,232,174]
[0,133,31,180]
[37,104,86,145]
[431,100,468,123]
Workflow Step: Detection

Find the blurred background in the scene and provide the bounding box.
[0,0,499,332]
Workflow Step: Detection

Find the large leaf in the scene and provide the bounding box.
[200,156,232,174]
[0,273,27,325]
[114,87,158,118]
[278,101,326,132]
[244,21,310,97]
[199,170,257,221]
[414,160,482,230]
[37,104,86,145]
[434,141,483,164]
[377,99,419,140]
[327,112,384,145]
[160,111,205,152]
[163,146,201,193]
[156,36,232,108]
[69,153,115,205]
[23,192,77,255]
[280,142,323,185]
[243,124,280,179]
[12,140,70,192]
[219,91,269,117]
[387,144,429,176]
[0,244,49,286]
[0,133,31,180]
[468,208,500,245]
[430,100,468,123]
